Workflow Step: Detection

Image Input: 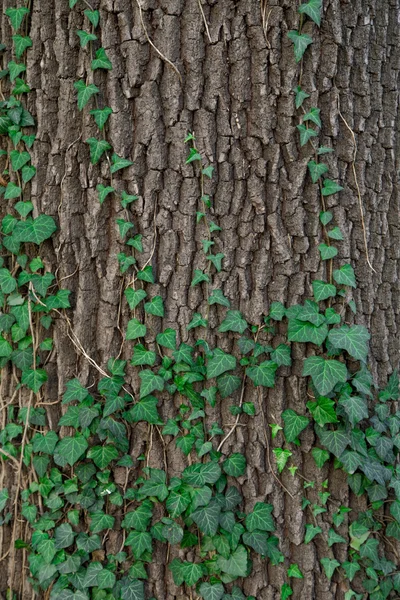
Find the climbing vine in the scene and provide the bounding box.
[0,1,399,600]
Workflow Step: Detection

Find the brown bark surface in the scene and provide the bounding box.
[1,0,399,598]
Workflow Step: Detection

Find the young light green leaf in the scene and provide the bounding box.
[318,243,338,260]
[320,557,340,580]
[303,107,321,127]
[304,523,322,544]
[84,9,100,27]
[85,137,111,164]
[90,106,113,130]
[97,184,114,204]
[126,318,146,340]
[12,34,32,58]
[307,396,338,427]
[294,85,310,109]
[208,288,230,307]
[273,448,292,473]
[74,80,99,110]
[5,7,30,31]
[91,47,112,70]
[110,153,133,173]
[76,30,97,47]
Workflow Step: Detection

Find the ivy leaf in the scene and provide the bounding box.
[320,211,333,225]
[199,582,225,600]
[208,288,230,307]
[144,295,164,317]
[90,511,115,533]
[166,490,191,518]
[98,570,116,590]
[273,448,292,473]
[13,215,57,245]
[130,396,161,424]
[342,562,361,582]
[125,530,152,558]
[217,373,242,399]
[298,0,322,25]
[191,500,221,536]
[91,47,113,70]
[303,107,321,127]
[296,123,318,146]
[138,370,164,398]
[271,344,292,366]
[294,85,309,109]
[191,269,210,286]
[84,9,100,28]
[223,453,246,477]
[90,106,113,130]
[321,179,344,196]
[74,80,99,110]
[85,137,111,164]
[288,318,328,345]
[207,253,225,272]
[0,269,17,293]
[316,426,350,458]
[281,584,293,600]
[76,30,97,47]
[308,160,328,183]
[307,396,338,427]
[120,577,145,600]
[54,523,75,549]
[32,431,58,454]
[303,356,348,395]
[269,301,286,321]
[242,530,269,555]
[217,545,248,577]
[131,344,156,367]
[207,349,236,379]
[4,182,22,199]
[55,434,88,466]
[87,445,119,469]
[97,184,114,204]
[110,153,133,173]
[333,264,356,287]
[22,164,36,183]
[12,34,32,57]
[156,328,176,350]
[10,150,31,171]
[320,557,340,580]
[287,30,313,62]
[318,243,338,260]
[6,7,30,30]
[122,501,153,531]
[339,396,369,426]
[126,318,146,340]
[328,227,344,240]
[125,288,147,309]
[328,325,370,362]
[246,361,278,388]
[304,524,322,544]
[245,502,275,532]
[312,280,337,301]
[287,564,303,578]
[63,378,88,403]
[218,310,248,334]
[327,528,346,547]
[21,368,47,393]
[282,409,309,443]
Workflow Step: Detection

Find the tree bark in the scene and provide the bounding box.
[0,0,399,598]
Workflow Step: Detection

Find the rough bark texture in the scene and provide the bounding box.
[0,0,399,598]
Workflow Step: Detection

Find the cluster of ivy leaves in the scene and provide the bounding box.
[1,1,400,600]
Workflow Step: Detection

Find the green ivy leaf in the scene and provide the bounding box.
[269,301,286,321]
[54,523,75,549]
[4,182,22,199]
[307,160,328,183]
[298,0,322,25]
[85,137,111,164]
[312,280,337,301]
[303,107,321,127]
[271,344,291,366]
[21,368,47,393]
[328,325,370,362]
[97,184,114,204]
[339,396,369,426]
[320,557,340,579]
[287,563,303,578]
[126,318,146,340]
[91,47,113,70]
[287,30,313,62]
[122,501,153,531]
[191,269,210,286]
[303,356,348,395]
[131,344,156,367]
[333,264,356,287]
[321,179,344,196]
[207,253,225,272]
[304,524,322,544]
[32,431,58,454]
[13,215,57,245]
[327,528,346,547]
[144,295,164,317]
[74,80,99,110]
[63,378,88,403]
[318,243,338,260]
[296,123,318,146]
[120,577,145,600]
[130,396,161,424]
[320,211,333,225]
[242,530,269,555]
[246,361,277,388]
[219,310,248,334]
[328,226,344,240]
[84,9,100,27]
[207,349,236,379]
[76,30,97,47]
[90,511,115,533]
[125,530,153,559]
[139,370,164,398]
[316,426,350,458]
[281,583,293,600]
[55,434,88,466]
[90,106,113,131]
[223,453,246,477]
[87,445,119,469]
[294,85,310,109]
[191,500,221,536]
[342,561,361,582]
[199,582,225,600]
[125,288,147,309]
[156,328,176,350]
[5,7,30,30]
[21,164,36,183]
[307,396,338,427]
[0,269,17,293]
[208,288,230,307]
[273,448,292,473]
[217,545,248,577]
[282,409,309,443]
[187,312,207,330]
[110,153,133,173]
[245,502,275,532]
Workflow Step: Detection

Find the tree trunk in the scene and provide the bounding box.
[0,0,399,598]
